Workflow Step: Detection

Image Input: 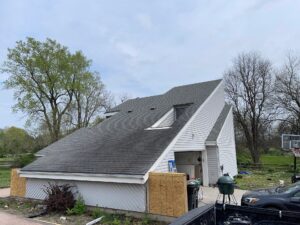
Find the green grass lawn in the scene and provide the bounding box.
[235,170,293,190]
[0,168,11,188]
[0,157,13,162]
[236,150,296,190]
[260,154,294,165]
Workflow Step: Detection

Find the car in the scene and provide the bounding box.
[241,181,300,211]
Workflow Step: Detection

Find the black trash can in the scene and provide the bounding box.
[187,180,199,210]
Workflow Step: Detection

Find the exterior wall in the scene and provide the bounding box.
[217,108,238,177]
[153,82,225,178]
[206,146,221,185]
[173,82,225,151]
[154,149,175,172]
[26,178,147,212]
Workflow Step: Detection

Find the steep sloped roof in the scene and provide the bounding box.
[22,79,222,175]
[206,104,231,143]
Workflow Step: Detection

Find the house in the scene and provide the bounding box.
[20,79,237,213]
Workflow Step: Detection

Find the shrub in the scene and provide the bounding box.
[43,183,75,213]
[66,195,86,215]
[13,154,35,167]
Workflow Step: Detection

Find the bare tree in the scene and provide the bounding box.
[224,52,274,163]
[119,92,132,103]
[275,54,300,134]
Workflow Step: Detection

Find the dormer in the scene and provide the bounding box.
[146,103,193,130]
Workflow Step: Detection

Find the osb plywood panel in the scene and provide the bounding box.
[10,168,26,197]
[149,172,188,217]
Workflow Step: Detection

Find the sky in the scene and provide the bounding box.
[0,0,300,128]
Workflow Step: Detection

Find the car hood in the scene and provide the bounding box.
[243,188,277,198]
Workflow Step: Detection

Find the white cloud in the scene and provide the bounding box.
[1,0,300,127]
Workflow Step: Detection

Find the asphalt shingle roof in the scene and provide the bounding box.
[22,79,222,175]
[206,104,231,142]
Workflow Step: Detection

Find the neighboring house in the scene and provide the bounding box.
[20,79,237,212]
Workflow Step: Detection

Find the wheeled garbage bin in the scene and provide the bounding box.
[187,180,200,210]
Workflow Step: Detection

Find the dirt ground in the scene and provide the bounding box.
[0,211,46,225]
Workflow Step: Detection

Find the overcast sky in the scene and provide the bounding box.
[1,0,300,128]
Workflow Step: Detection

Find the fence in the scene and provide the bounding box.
[238,163,294,171]
[148,172,188,217]
[0,160,14,168]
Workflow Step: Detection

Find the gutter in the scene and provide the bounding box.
[205,140,217,146]
[20,171,146,184]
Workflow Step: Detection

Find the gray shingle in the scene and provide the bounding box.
[206,104,231,142]
[22,79,222,175]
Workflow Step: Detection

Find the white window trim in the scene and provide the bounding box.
[147,108,174,129]
[20,171,145,184]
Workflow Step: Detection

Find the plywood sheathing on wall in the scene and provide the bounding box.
[149,172,188,217]
[10,168,26,197]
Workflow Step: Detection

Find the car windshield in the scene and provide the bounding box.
[277,181,300,193]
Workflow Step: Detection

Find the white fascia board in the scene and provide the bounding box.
[150,108,174,128]
[144,80,224,181]
[174,148,206,152]
[20,171,145,184]
[145,127,171,130]
[205,141,217,146]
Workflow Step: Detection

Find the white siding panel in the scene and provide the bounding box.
[154,149,175,172]
[173,82,225,151]
[217,108,238,177]
[26,179,146,212]
[207,146,220,184]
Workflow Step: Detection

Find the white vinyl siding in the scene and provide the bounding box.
[154,149,175,172]
[206,146,220,184]
[217,108,238,177]
[26,178,147,212]
[173,82,225,151]
[153,82,225,173]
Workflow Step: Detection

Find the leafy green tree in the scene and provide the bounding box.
[2,38,110,142]
[2,127,35,156]
[0,129,5,157]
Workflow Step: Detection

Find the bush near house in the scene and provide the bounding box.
[43,183,76,213]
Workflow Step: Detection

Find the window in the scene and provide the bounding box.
[174,103,193,119]
[294,191,300,197]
